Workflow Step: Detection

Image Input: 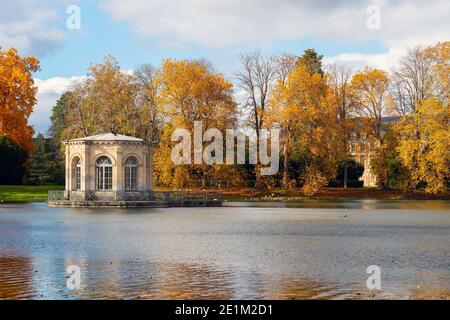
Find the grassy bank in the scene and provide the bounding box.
[0,185,64,203]
[1,185,448,203]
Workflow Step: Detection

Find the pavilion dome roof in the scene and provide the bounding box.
[69,133,144,142]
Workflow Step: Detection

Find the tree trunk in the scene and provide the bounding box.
[254,112,262,189]
[343,165,348,189]
[380,145,389,190]
[282,137,289,189]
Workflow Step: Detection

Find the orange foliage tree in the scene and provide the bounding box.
[154,59,240,188]
[0,48,39,153]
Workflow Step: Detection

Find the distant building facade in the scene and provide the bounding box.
[349,116,399,187]
[63,133,153,201]
[349,131,376,187]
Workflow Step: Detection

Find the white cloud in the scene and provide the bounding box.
[99,0,449,73]
[324,35,449,71]
[100,0,449,50]
[0,0,65,56]
[30,76,86,134]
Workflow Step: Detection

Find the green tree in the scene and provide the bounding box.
[49,91,72,144]
[298,49,324,76]
[370,130,412,191]
[27,134,64,185]
[0,136,28,184]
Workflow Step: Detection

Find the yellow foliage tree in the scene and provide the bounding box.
[61,56,139,140]
[350,67,391,188]
[0,48,39,153]
[270,64,340,195]
[395,98,449,193]
[425,41,450,102]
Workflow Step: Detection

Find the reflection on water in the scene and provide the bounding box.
[0,256,37,299]
[0,202,449,299]
[0,257,364,300]
[226,200,450,210]
[66,260,238,300]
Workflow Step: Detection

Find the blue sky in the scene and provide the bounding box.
[36,1,182,78]
[1,0,448,134]
[36,1,390,79]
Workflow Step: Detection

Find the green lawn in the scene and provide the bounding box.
[0,185,64,203]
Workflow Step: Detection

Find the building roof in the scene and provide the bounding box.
[69,133,144,142]
[381,116,401,123]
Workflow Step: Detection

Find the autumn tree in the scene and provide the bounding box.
[271,54,298,188]
[395,98,449,193]
[327,63,355,188]
[389,42,449,192]
[154,59,238,188]
[350,67,391,188]
[275,54,298,86]
[424,41,449,103]
[269,49,328,190]
[370,129,412,191]
[0,48,39,153]
[60,56,151,141]
[236,51,277,188]
[134,64,163,142]
[389,47,436,115]
[270,63,340,195]
[389,42,449,116]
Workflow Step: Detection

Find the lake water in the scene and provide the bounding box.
[0,201,449,299]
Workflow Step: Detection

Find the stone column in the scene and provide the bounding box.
[141,149,148,191]
[81,142,90,191]
[148,145,154,191]
[115,147,123,199]
[64,143,70,198]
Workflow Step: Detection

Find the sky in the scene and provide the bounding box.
[1,0,449,134]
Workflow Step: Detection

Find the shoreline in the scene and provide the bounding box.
[1,185,449,204]
[217,187,450,201]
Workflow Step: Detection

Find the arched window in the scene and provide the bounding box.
[96,156,112,190]
[76,158,81,190]
[124,156,138,190]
